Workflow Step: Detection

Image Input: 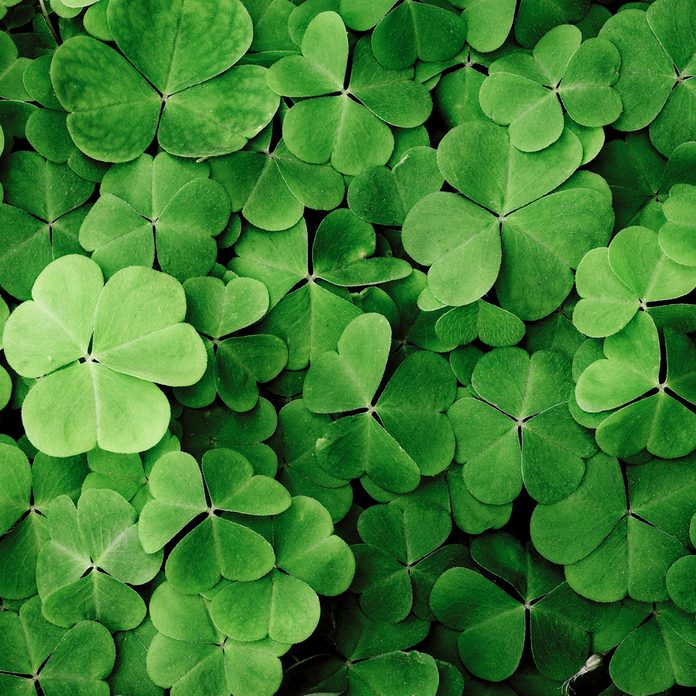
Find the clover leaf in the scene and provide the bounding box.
[79,152,232,280]
[450,346,594,505]
[531,453,696,603]
[575,312,696,458]
[36,488,162,630]
[138,449,289,593]
[435,300,526,348]
[3,255,207,456]
[0,597,115,696]
[51,0,279,161]
[660,183,696,266]
[0,150,93,299]
[209,495,355,644]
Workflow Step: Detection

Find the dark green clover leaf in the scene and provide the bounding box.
[36,488,162,630]
[51,0,279,162]
[531,453,696,603]
[147,582,287,696]
[449,347,594,505]
[3,255,207,456]
[109,619,163,696]
[660,183,696,266]
[480,25,621,152]
[347,145,443,226]
[405,122,611,319]
[267,13,432,174]
[138,449,289,593]
[209,495,355,644]
[435,300,526,348]
[79,152,231,280]
[210,130,345,232]
[573,225,696,337]
[351,491,467,623]
[0,597,115,696]
[430,557,610,683]
[0,150,93,300]
[575,312,696,458]
[232,212,410,369]
[175,275,288,412]
[0,443,87,600]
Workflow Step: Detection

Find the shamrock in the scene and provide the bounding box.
[0,443,87,599]
[347,145,443,226]
[146,582,287,696]
[208,495,355,645]
[267,13,432,174]
[0,150,93,299]
[209,127,345,232]
[0,597,115,695]
[659,183,696,267]
[2,255,207,456]
[573,225,696,337]
[138,449,290,593]
[480,25,621,152]
[531,453,696,604]
[174,275,287,412]
[36,488,162,631]
[50,0,279,161]
[351,490,468,623]
[431,533,615,683]
[449,347,595,505]
[303,313,457,491]
[575,312,696,458]
[231,212,410,369]
[79,152,232,281]
[404,121,613,319]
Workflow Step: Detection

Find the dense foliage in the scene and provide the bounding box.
[1,1,695,695]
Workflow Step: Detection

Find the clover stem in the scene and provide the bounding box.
[38,0,60,46]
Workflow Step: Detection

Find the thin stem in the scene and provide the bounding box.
[38,0,60,46]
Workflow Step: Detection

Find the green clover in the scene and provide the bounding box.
[531,453,696,603]
[660,183,696,267]
[50,0,279,161]
[138,449,290,593]
[449,347,595,505]
[3,255,207,456]
[575,312,696,458]
[37,488,162,631]
[79,152,232,281]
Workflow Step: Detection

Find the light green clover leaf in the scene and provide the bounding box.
[0,597,115,696]
[51,0,279,161]
[3,255,207,456]
[660,183,696,266]
[531,453,696,603]
[36,488,162,631]
[449,347,594,505]
[575,312,696,458]
[79,152,231,281]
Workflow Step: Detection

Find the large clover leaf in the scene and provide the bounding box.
[0,597,115,696]
[36,488,162,631]
[480,25,622,152]
[449,347,594,505]
[575,312,696,458]
[2,255,207,456]
[404,121,612,319]
[267,12,432,174]
[50,0,279,161]
[0,150,92,299]
[79,152,231,281]
[138,449,290,593]
[531,453,696,603]
[0,443,87,600]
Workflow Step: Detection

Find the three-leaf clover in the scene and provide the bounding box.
[449,347,595,505]
[138,449,290,594]
[37,488,162,631]
[50,0,279,161]
[79,152,232,281]
[575,312,696,458]
[2,255,207,456]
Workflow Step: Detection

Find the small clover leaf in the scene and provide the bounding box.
[36,488,162,630]
[3,255,207,456]
[660,183,696,266]
[435,300,526,348]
